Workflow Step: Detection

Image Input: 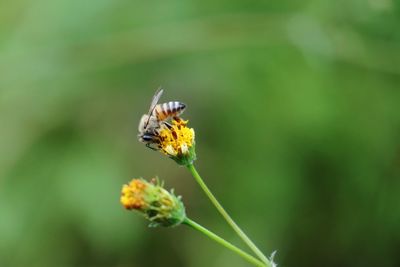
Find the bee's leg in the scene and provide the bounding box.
[146,143,157,150]
[162,121,173,129]
[173,116,181,122]
[146,143,160,151]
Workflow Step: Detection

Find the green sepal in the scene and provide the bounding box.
[169,144,197,166]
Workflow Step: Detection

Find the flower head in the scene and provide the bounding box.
[120,178,186,227]
[158,118,196,165]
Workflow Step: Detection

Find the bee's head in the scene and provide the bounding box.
[138,133,155,142]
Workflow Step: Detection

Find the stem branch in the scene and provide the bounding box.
[183,218,266,267]
[187,164,270,266]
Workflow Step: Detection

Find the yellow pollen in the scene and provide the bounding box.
[159,119,195,156]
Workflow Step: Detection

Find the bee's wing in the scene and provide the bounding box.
[148,87,163,115]
[145,87,163,128]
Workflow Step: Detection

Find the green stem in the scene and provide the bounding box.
[183,218,266,267]
[187,164,271,266]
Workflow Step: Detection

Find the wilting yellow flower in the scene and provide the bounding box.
[120,178,186,227]
[120,179,147,210]
[158,118,196,165]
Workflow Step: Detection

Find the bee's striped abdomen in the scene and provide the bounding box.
[153,101,186,121]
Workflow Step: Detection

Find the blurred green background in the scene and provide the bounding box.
[1,0,400,266]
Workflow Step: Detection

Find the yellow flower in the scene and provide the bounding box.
[120,178,186,227]
[158,118,196,165]
[120,179,147,210]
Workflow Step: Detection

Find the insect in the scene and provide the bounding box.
[138,88,186,149]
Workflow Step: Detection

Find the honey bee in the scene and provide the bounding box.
[138,88,186,149]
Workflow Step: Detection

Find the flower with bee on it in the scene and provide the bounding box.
[137,88,186,150]
[158,117,196,166]
[137,88,196,166]
[120,178,186,227]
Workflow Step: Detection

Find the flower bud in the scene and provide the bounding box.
[120,178,186,227]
